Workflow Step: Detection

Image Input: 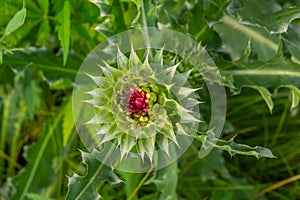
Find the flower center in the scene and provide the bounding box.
[126,84,161,126]
[128,88,150,115]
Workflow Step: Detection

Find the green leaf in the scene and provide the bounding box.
[195,130,275,159]
[172,86,200,101]
[10,108,65,200]
[1,0,51,47]
[119,134,136,160]
[228,0,300,34]
[117,47,129,70]
[53,0,71,65]
[91,0,111,17]
[221,60,300,89]
[156,62,180,84]
[63,98,74,147]
[245,85,274,113]
[66,151,122,200]
[279,85,300,109]
[85,75,113,88]
[270,6,300,34]
[2,8,26,40]
[98,62,124,81]
[3,48,80,82]
[214,14,279,61]
[137,137,155,162]
[220,57,300,110]
[283,23,300,64]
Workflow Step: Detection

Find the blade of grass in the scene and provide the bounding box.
[256,174,300,197]
[0,92,11,182]
[11,108,65,200]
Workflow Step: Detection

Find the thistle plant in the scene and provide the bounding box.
[84,47,200,164]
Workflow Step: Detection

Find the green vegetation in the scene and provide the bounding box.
[0,0,300,199]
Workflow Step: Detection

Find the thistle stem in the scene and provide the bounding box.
[127,165,154,200]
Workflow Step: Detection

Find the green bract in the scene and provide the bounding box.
[85,47,201,162]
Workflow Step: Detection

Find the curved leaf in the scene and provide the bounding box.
[245,85,274,113]
[2,8,26,40]
[195,130,275,159]
[66,151,122,200]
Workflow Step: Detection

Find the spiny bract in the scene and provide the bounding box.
[84,46,201,163]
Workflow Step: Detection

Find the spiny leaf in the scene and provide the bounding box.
[83,95,111,107]
[157,135,170,157]
[213,14,279,61]
[172,69,192,87]
[195,130,275,159]
[96,124,111,135]
[172,86,200,100]
[2,8,26,40]
[85,74,113,88]
[137,137,155,163]
[117,47,129,70]
[91,0,111,17]
[164,99,200,123]
[99,125,119,144]
[152,47,164,65]
[175,123,188,136]
[93,0,141,35]
[129,44,142,68]
[270,6,300,34]
[98,62,124,81]
[220,57,300,111]
[86,88,113,98]
[84,112,114,125]
[226,0,280,31]
[119,134,136,160]
[283,23,300,64]
[66,151,122,200]
[180,97,201,109]
[53,0,71,65]
[156,62,181,84]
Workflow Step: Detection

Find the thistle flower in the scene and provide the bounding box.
[84,46,201,163]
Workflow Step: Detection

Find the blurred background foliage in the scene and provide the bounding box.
[0,0,300,199]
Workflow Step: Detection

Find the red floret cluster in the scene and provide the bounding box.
[128,89,150,115]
